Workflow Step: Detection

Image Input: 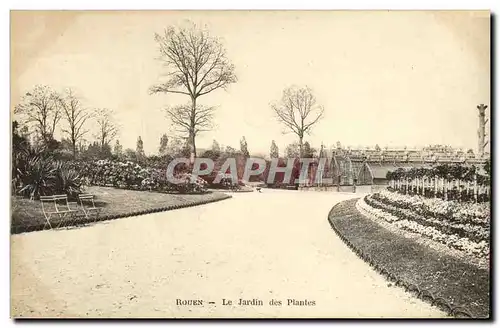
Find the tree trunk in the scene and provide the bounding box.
[189,97,197,165]
[191,132,196,163]
[299,135,303,157]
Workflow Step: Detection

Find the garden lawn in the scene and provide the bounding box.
[328,199,490,318]
[11,186,231,234]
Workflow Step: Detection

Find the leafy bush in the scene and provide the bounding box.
[13,147,85,200]
[17,156,57,200]
[54,162,85,200]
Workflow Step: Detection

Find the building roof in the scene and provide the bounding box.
[367,163,433,179]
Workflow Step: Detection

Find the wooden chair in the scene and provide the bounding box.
[78,194,101,222]
[40,195,78,229]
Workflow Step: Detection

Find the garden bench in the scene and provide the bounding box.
[40,194,78,229]
[78,193,101,222]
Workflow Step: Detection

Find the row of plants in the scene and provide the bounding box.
[366,194,488,243]
[386,162,490,182]
[387,185,490,203]
[385,162,490,203]
[357,198,488,258]
[374,190,490,225]
[356,191,489,258]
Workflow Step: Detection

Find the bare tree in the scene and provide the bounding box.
[59,88,92,158]
[14,85,62,146]
[94,108,118,149]
[271,86,324,157]
[164,103,215,154]
[150,21,237,163]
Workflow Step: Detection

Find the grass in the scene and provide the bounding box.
[328,198,490,319]
[11,186,231,234]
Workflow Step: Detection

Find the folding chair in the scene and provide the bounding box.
[78,194,101,222]
[40,195,78,229]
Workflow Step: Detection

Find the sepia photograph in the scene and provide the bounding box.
[9,9,491,319]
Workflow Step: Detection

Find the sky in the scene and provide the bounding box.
[11,10,490,156]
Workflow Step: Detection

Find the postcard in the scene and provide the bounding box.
[10,10,490,319]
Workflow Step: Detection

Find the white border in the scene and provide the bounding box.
[3,0,498,10]
[2,1,498,327]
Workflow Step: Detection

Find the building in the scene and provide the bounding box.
[322,145,489,187]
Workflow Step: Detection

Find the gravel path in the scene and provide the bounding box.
[11,190,446,318]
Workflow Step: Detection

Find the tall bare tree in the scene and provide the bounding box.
[271,86,324,157]
[94,108,118,149]
[59,88,92,157]
[14,85,62,147]
[150,22,237,163]
[164,103,215,156]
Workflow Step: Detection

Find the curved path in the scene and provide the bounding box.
[11,190,446,318]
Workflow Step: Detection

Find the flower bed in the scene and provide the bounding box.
[358,191,490,259]
[365,194,488,243]
[72,159,207,194]
[329,199,490,318]
[374,190,490,225]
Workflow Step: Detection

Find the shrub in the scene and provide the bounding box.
[53,162,85,200]
[67,159,208,194]
[13,147,85,200]
[205,173,241,190]
[175,173,208,194]
[17,156,57,200]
